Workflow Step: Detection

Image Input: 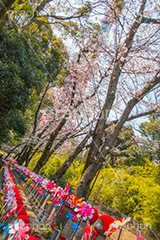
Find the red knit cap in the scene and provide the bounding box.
[16,198,23,203]
[90,207,99,225]
[17,204,24,210]
[98,215,114,232]
[18,214,30,224]
[17,208,27,215]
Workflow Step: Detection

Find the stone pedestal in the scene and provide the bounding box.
[54,203,71,229]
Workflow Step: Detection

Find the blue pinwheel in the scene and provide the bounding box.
[0,223,4,228]
[42,193,47,199]
[3,224,10,235]
[66,211,74,221]
[72,222,80,232]
[54,204,59,209]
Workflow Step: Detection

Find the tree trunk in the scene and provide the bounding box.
[26,142,44,166]
[16,143,30,164]
[75,161,102,198]
[75,73,160,198]
[26,131,71,168]
[41,132,71,164]
[75,0,148,198]
[81,1,146,175]
[4,142,25,160]
[18,144,33,165]
[51,133,91,182]
[33,113,69,173]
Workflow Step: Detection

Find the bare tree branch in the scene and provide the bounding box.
[103,71,160,155]
[142,17,160,24]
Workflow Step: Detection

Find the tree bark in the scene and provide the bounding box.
[75,73,160,197]
[79,0,147,178]
[26,131,71,168]
[4,142,25,160]
[19,145,33,165]
[16,143,30,164]
[33,113,69,173]
[42,132,71,163]
[51,133,91,182]
[26,142,44,164]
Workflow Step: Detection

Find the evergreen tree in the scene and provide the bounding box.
[0,25,67,145]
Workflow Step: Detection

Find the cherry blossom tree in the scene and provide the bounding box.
[32,43,103,173]
[74,0,160,197]
[4,0,160,201]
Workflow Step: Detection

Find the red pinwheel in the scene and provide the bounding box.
[136,230,144,240]
[46,182,55,191]
[24,224,31,234]
[8,206,17,216]
[69,196,84,208]
[15,194,21,199]
[5,219,30,240]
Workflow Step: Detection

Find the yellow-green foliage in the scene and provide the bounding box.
[90,159,160,231]
[60,161,85,191]
[39,153,67,179]
[0,151,6,156]
[28,152,84,189]
[28,152,160,231]
[28,153,43,170]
